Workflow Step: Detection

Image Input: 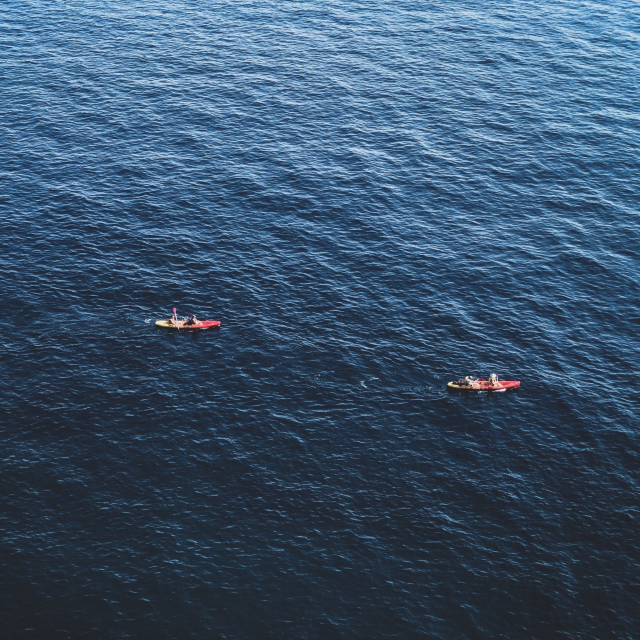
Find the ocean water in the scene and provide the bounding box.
[1,0,639,637]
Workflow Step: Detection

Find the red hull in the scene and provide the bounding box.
[156,320,220,330]
[448,380,520,390]
[182,320,220,330]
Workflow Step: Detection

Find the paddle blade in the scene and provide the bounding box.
[173,307,177,314]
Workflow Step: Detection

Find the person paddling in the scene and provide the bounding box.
[488,373,503,388]
[169,307,179,326]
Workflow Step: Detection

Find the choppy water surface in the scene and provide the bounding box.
[1,0,639,637]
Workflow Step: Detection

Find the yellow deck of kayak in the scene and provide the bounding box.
[155,320,191,329]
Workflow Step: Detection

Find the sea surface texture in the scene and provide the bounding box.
[1,0,639,637]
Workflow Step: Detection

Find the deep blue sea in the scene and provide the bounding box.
[1,0,639,637]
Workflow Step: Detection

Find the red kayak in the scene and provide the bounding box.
[448,380,520,390]
[155,320,220,330]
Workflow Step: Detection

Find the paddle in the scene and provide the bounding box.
[173,307,180,331]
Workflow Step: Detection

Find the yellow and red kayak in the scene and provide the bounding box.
[155,320,220,330]
[448,380,520,391]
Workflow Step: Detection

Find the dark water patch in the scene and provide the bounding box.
[1,0,640,637]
